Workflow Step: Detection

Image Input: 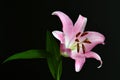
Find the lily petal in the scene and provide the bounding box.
[73,15,87,34]
[52,11,73,37]
[68,15,87,47]
[81,31,105,52]
[75,57,85,72]
[52,31,64,43]
[85,51,102,68]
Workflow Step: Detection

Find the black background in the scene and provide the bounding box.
[1,0,120,80]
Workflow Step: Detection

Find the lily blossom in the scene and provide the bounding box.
[52,11,105,72]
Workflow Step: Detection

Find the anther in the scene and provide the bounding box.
[76,32,81,37]
[77,43,80,53]
[82,44,85,53]
[81,32,88,37]
[83,38,91,44]
[75,39,79,42]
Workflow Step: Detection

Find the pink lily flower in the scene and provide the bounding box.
[52,11,105,72]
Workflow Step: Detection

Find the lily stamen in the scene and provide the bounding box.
[83,38,92,44]
[77,43,80,53]
[75,39,79,42]
[76,32,81,37]
[81,32,88,37]
[82,44,85,53]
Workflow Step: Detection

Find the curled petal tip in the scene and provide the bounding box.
[51,12,55,15]
[102,42,105,45]
[75,69,80,72]
[97,60,103,68]
[75,64,82,72]
[51,11,61,15]
[51,11,56,15]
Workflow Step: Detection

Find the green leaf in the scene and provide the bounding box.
[57,61,62,80]
[47,54,57,79]
[3,49,47,63]
[47,55,62,80]
[46,31,60,58]
[46,31,62,80]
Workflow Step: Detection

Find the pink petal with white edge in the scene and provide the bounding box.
[73,15,87,34]
[85,51,102,68]
[75,57,85,72]
[81,31,105,52]
[52,31,64,43]
[52,11,73,37]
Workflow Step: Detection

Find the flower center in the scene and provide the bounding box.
[70,32,91,54]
